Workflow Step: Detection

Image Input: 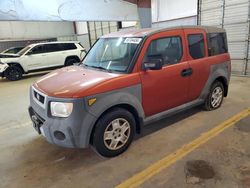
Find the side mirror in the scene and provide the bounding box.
[142,58,163,71]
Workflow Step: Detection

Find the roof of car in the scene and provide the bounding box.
[102,26,226,38]
[28,41,80,47]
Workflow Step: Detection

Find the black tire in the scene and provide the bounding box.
[64,58,78,66]
[204,81,224,111]
[5,66,23,81]
[92,108,136,157]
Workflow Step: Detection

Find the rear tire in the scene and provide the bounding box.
[204,81,224,111]
[65,58,78,66]
[5,66,23,81]
[92,108,136,157]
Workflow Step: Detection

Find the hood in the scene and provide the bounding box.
[0,53,20,58]
[34,66,121,98]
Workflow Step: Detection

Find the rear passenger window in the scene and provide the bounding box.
[208,33,228,56]
[145,36,183,66]
[188,34,205,59]
[46,44,61,53]
[61,43,77,50]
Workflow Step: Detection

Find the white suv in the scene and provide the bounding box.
[0,41,86,81]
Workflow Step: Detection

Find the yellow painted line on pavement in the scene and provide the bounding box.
[116,108,250,188]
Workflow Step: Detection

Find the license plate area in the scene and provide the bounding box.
[31,115,42,134]
[29,107,45,135]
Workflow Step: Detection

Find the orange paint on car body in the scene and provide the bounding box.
[34,26,231,116]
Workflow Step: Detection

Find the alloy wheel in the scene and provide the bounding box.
[103,118,131,150]
[211,86,223,108]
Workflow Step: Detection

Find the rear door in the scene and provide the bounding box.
[63,43,81,62]
[184,29,210,101]
[139,29,191,117]
[45,44,66,67]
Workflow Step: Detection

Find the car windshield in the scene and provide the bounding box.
[17,46,31,56]
[82,37,142,72]
[2,47,24,54]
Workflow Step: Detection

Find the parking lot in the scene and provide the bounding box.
[0,74,249,188]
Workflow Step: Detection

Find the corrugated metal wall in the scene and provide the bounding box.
[198,0,250,75]
[87,22,118,46]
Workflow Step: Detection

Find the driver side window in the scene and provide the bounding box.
[27,45,45,55]
[144,36,183,66]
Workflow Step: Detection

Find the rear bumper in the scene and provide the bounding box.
[28,87,97,148]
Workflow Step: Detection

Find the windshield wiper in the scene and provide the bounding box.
[84,64,112,72]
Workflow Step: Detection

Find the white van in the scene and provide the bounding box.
[0,41,86,81]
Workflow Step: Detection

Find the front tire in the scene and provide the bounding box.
[204,81,224,111]
[5,66,23,81]
[92,108,136,157]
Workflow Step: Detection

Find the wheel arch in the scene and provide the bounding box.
[64,55,80,65]
[89,103,143,144]
[214,76,228,97]
[6,62,25,73]
[200,64,230,100]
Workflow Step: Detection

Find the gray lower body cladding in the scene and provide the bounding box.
[29,88,97,148]
[28,84,143,148]
[199,61,230,100]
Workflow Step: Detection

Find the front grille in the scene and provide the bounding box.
[32,86,47,108]
[34,90,45,104]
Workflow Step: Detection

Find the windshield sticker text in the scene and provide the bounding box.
[124,38,142,44]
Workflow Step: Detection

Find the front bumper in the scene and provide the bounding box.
[0,63,8,74]
[28,87,97,148]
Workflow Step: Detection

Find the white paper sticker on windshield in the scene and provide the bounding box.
[124,38,142,44]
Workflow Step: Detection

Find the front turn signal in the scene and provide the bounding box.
[88,98,97,106]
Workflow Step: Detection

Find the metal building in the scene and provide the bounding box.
[198,0,250,75]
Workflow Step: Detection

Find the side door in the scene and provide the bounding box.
[45,44,65,67]
[184,29,210,101]
[23,44,48,71]
[138,29,191,117]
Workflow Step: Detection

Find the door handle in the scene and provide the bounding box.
[181,68,193,77]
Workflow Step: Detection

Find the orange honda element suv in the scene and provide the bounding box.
[29,26,231,157]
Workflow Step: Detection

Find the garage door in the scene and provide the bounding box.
[87,21,118,46]
[198,0,250,75]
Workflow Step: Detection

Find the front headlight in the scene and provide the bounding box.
[50,102,73,117]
